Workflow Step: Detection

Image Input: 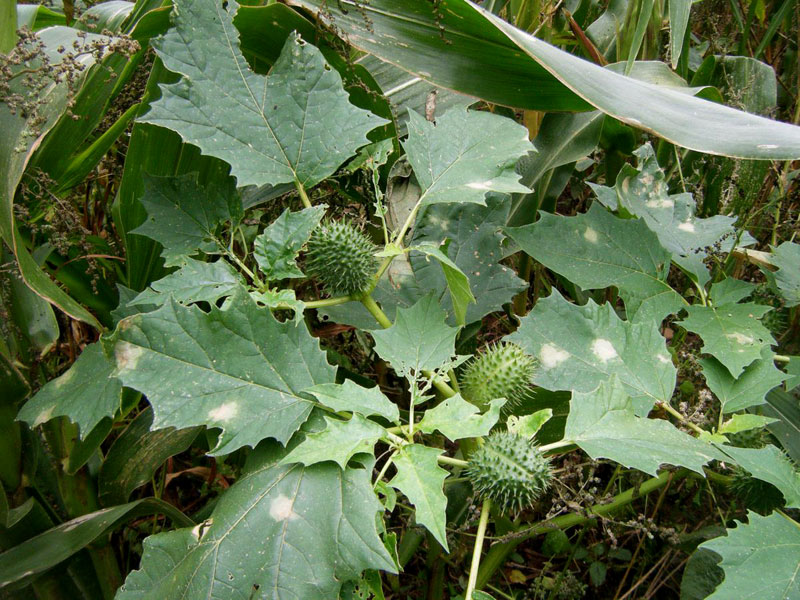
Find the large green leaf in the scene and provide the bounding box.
[700,350,787,413]
[679,302,775,378]
[717,444,800,509]
[593,144,744,286]
[402,107,533,206]
[280,414,387,470]
[563,377,725,475]
[371,294,459,378]
[507,203,685,322]
[117,443,396,599]
[253,205,326,282]
[699,512,800,599]
[111,291,335,454]
[411,195,528,324]
[291,0,800,159]
[506,290,676,415]
[143,0,386,189]
[389,444,450,551]
[129,257,245,307]
[0,498,192,591]
[764,388,800,464]
[132,173,241,267]
[16,342,121,439]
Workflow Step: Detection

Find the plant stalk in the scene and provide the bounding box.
[465,498,492,600]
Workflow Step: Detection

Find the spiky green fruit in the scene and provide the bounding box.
[304,220,376,296]
[465,431,552,514]
[460,342,536,411]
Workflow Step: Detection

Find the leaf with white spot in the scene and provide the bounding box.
[280,414,387,469]
[128,258,244,307]
[593,144,746,286]
[142,1,386,189]
[305,380,400,423]
[563,377,725,475]
[699,512,800,600]
[718,444,800,508]
[507,203,685,322]
[389,444,450,551]
[371,294,459,378]
[700,349,787,413]
[17,343,121,439]
[417,395,505,441]
[111,291,335,455]
[766,241,800,307]
[117,443,396,600]
[679,302,775,378]
[131,173,241,267]
[253,205,326,282]
[402,107,533,206]
[506,290,676,415]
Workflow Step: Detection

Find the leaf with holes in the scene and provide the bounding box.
[111,290,335,455]
[506,290,676,416]
[117,443,397,599]
[142,0,387,189]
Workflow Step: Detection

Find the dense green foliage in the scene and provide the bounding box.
[2,0,800,599]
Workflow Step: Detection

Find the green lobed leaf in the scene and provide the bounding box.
[718,414,778,435]
[389,444,450,551]
[142,0,387,189]
[371,294,459,377]
[710,278,757,306]
[417,395,505,441]
[304,380,400,423]
[507,203,685,322]
[593,144,746,286]
[129,257,244,306]
[700,349,787,413]
[111,290,335,455]
[250,288,306,326]
[718,444,800,509]
[699,512,800,599]
[767,241,800,307]
[506,290,676,416]
[402,107,533,206]
[117,443,396,599]
[131,173,241,267]
[280,414,387,470]
[17,342,121,439]
[679,302,775,378]
[563,377,726,475]
[253,205,326,281]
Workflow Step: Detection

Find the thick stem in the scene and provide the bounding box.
[465,499,492,600]
[655,401,705,435]
[437,455,469,469]
[294,179,312,209]
[305,295,354,308]
[475,469,687,589]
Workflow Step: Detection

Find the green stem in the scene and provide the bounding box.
[655,401,705,435]
[437,455,469,468]
[538,440,574,453]
[475,469,687,589]
[294,179,312,209]
[305,295,354,308]
[448,369,461,393]
[374,450,398,488]
[360,294,393,328]
[465,499,492,600]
